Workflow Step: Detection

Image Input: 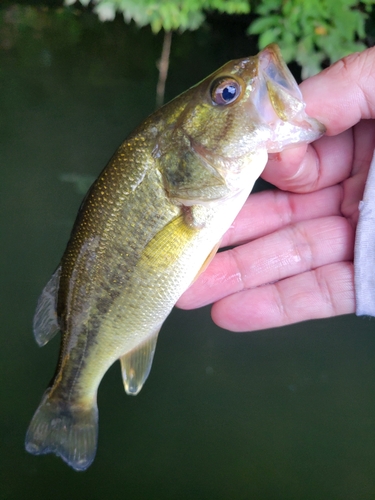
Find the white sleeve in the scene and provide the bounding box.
[354,148,375,317]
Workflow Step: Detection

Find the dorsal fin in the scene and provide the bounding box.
[33,266,61,347]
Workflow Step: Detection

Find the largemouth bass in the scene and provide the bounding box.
[25,44,324,471]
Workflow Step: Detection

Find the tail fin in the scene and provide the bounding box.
[25,389,98,471]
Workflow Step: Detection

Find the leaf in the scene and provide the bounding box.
[94,3,116,22]
[247,15,281,35]
[256,0,281,16]
[258,27,281,49]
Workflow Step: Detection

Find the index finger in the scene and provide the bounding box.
[302,47,375,135]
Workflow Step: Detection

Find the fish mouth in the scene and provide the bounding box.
[259,44,305,121]
[256,44,325,152]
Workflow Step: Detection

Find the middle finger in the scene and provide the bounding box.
[177,215,354,309]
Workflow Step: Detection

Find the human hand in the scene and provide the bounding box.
[177,46,375,331]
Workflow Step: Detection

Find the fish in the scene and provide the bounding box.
[25,44,325,471]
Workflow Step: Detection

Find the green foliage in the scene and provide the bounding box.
[64,0,374,78]
[248,0,373,78]
[64,0,250,33]
[0,5,83,60]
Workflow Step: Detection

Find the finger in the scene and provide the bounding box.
[221,184,343,248]
[211,262,355,332]
[301,47,375,135]
[177,215,354,309]
[264,120,375,194]
[263,131,354,193]
[262,46,375,193]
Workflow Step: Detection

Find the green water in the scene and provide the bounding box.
[2,6,375,499]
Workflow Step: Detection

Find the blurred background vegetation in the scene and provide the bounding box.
[1,0,374,87]
[65,0,375,79]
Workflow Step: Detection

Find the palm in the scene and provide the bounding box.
[178,48,375,331]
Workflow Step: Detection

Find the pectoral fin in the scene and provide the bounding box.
[33,266,61,347]
[192,240,221,284]
[120,331,159,395]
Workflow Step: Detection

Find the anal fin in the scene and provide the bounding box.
[120,331,159,395]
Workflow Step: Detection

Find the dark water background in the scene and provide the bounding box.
[1,6,375,499]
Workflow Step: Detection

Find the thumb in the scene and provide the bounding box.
[262,46,375,193]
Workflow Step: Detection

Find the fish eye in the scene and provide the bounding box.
[210,77,242,106]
